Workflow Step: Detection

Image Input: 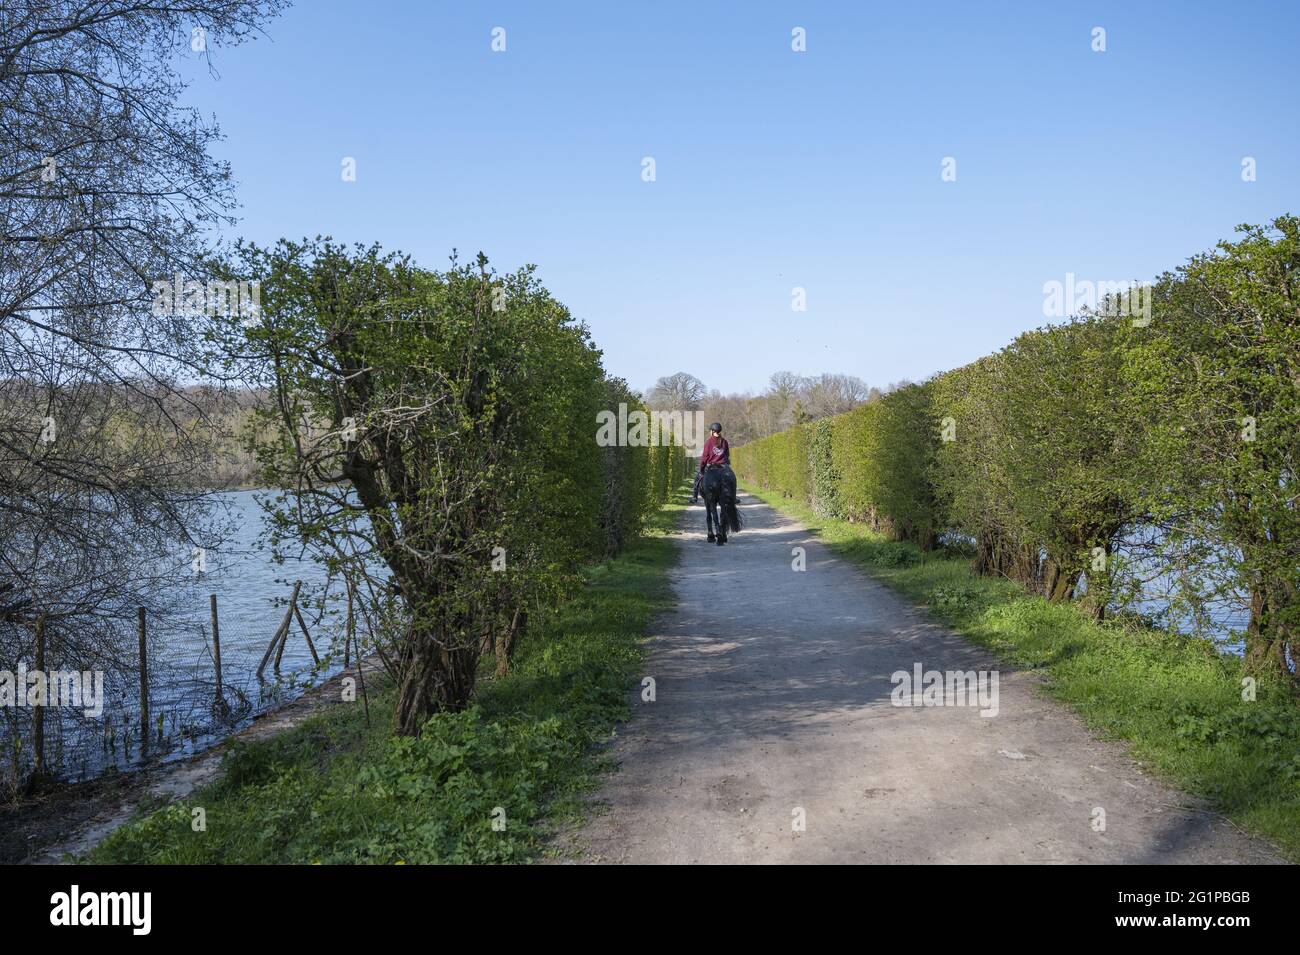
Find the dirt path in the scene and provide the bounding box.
[564,493,1282,864]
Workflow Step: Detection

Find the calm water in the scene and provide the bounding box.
[8,490,359,784]
[174,489,337,672]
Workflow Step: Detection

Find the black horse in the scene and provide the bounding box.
[700,466,743,545]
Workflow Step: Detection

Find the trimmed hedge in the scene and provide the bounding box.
[599,377,690,557]
[735,382,936,548]
[734,217,1299,684]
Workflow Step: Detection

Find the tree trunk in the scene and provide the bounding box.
[1081,538,1114,622]
[493,607,526,679]
[1008,543,1042,591]
[394,626,476,736]
[1042,556,1080,602]
[1244,583,1297,685]
[973,528,1000,576]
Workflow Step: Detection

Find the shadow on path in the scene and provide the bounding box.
[560,493,1283,864]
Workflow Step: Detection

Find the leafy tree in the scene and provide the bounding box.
[807,419,840,519]
[226,239,610,734]
[870,382,939,548]
[1121,217,1299,681]
[996,315,1132,608]
[930,357,1027,575]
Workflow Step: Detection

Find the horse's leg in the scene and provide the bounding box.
[705,493,716,541]
[706,481,725,546]
[716,488,727,544]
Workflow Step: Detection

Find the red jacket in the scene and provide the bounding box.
[699,435,730,470]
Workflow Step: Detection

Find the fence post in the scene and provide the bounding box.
[257,581,301,678]
[273,581,302,671]
[293,603,321,667]
[344,579,354,669]
[33,614,46,778]
[210,593,223,703]
[137,607,149,753]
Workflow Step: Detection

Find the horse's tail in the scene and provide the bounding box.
[725,498,743,533]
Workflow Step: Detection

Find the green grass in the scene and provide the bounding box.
[88,491,688,864]
[746,483,1300,861]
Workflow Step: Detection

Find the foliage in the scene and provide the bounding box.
[217,239,683,733]
[1119,217,1299,679]
[807,419,841,519]
[735,382,937,548]
[88,491,686,864]
[736,217,1299,684]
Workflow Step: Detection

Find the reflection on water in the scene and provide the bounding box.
[5,489,356,785]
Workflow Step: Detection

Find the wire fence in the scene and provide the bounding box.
[2,583,357,794]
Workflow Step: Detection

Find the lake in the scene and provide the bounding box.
[5,489,359,784]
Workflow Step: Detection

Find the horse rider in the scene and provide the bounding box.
[692,422,737,503]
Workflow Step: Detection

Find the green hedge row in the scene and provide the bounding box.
[234,239,691,728]
[599,377,691,557]
[735,380,938,548]
[735,216,1299,684]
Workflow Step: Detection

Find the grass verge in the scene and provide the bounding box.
[744,483,1300,862]
[88,491,687,864]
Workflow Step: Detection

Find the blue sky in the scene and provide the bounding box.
[183,1,1300,395]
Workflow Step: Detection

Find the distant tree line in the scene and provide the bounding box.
[644,370,887,446]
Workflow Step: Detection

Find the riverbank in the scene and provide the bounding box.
[744,484,1300,861]
[9,657,384,863]
[75,490,686,863]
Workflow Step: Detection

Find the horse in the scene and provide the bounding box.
[700,466,743,545]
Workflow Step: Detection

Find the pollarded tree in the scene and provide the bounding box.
[807,418,841,519]
[930,355,1036,580]
[226,239,608,734]
[1121,217,1299,682]
[599,378,653,558]
[868,382,939,548]
[996,315,1133,609]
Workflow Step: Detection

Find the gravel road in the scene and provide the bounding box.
[564,492,1282,864]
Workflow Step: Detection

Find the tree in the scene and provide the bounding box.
[227,240,610,734]
[1,1,287,781]
[930,356,1030,577]
[2,2,285,353]
[801,373,870,419]
[698,390,754,445]
[646,371,706,410]
[1122,217,1299,681]
[996,316,1132,607]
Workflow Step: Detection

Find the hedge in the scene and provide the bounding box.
[734,216,1299,685]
